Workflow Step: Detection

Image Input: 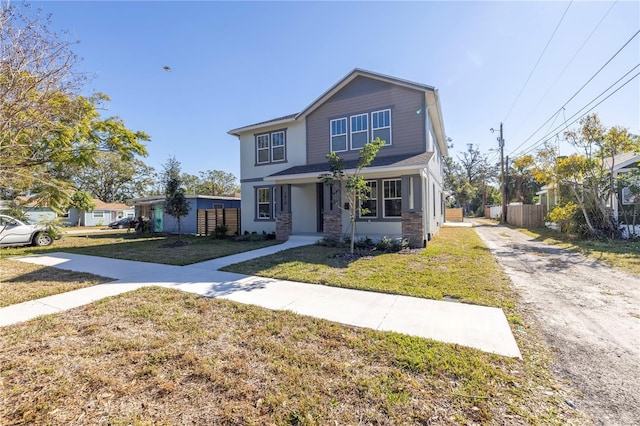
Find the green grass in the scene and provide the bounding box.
[223,227,515,309]
[514,226,640,276]
[0,233,281,266]
[0,286,583,425]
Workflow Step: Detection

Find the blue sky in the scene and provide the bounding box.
[32,1,640,178]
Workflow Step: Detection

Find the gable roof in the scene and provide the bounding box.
[603,151,640,171]
[227,69,447,155]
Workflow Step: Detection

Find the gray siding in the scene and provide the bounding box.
[306,76,426,165]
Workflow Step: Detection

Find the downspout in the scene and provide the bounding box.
[421,168,430,242]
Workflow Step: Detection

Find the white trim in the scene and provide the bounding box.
[359,180,378,218]
[263,164,424,183]
[371,109,392,146]
[350,113,369,150]
[382,178,402,218]
[271,130,286,162]
[256,134,270,164]
[330,117,348,153]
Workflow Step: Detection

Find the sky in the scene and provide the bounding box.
[27,0,640,179]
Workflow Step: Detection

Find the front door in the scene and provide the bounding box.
[153,205,163,232]
[316,183,324,233]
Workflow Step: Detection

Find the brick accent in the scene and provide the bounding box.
[402,211,425,248]
[275,212,292,241]
[323,211,342,241]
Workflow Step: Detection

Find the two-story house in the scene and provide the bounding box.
[228,69,449,248]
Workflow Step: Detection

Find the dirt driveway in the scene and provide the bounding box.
[472,221,640,426]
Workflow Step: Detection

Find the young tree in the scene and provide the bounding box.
[0,4,149,211]
[320,138,385,254]
[162,157,190,242]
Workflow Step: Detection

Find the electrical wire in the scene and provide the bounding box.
[502,1,573,124]
[513,67,640,158]
[510,0,618,140]
[507,28,640,157]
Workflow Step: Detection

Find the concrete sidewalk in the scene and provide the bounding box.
[1,237,521,358]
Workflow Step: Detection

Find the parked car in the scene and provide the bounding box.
[0,215,54,247]
[108,217,137,229]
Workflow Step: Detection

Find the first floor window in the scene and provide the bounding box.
[93,211,104,218]
[257,188,271,219]
[383,179,402,217]
[360,180,378,218]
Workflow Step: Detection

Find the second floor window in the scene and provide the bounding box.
[256,131,286,164]
[372,109,391,145]
[350,113,368,150]
[330,118,347,152]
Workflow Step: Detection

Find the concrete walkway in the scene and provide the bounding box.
[0,235,521,358]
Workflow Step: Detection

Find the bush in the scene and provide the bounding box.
[234,231,276,242]
[213,224,227,239]
[375,236,409,253]
[546,202,578,233]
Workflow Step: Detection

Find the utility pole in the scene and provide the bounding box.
[491,123,507,223]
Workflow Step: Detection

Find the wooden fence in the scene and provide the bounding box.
[506,204,545,228]
[445,208,464,222]
[197,208,240,236]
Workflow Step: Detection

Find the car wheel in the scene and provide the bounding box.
[117,224,124,229]
[33,232,53,247]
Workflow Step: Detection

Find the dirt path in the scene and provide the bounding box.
[472,221,640,426]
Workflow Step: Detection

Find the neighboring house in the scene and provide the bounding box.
[607,151,640,238]
[67,199,135,227]
[130,195,241,234]
[228,69,449,248]
[536,183,560,212]
[0,197,57,223]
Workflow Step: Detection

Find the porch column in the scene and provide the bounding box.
[322,183,342,241]
[401,175,425,248]
[275,184,292,241]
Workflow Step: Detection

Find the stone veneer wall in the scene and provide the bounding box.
[275,213,292,241]
[402,211,425,248]
[323,211,342,241]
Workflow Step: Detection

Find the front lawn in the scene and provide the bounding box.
[0,259,111,307]
[0,286,582,425]
[0,233,281,266]
[223,227,514,308]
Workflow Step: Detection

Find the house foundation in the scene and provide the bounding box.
[402,211,425,248]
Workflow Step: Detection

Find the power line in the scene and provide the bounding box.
[502,0,573,124]
[508,28,640,156]
[510,0,618,140]
[513,67,640,158]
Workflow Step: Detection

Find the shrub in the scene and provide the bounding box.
[375,236,409,253]
[213,224,227,239]
[546,202,578,233]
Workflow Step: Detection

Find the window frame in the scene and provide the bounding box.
[256,186,273,220]
[359,180,378,218]
[271,131,286,162]
[382,178,402,218]
[330,117,348,153]
[350,113,369,150]
[371,109,392,146]
[92,211,104,218]
[256,134,271,164]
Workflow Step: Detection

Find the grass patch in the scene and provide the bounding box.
[0,287,583,425]
[514,226,640,276]
[0,259,111,307]
[224,227,514,308]
[0,233,281,266]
